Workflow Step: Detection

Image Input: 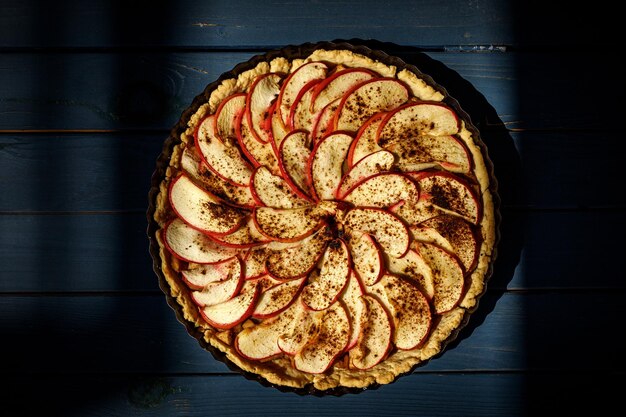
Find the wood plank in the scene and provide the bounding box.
[0,210,624,292]
[0,51,622,131]
[0,0,621,49]
[1,130,624,212]
[0,293,624,375]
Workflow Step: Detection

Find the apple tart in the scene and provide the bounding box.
[148,42,498,394]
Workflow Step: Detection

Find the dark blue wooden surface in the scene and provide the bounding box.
[1,1,624,416]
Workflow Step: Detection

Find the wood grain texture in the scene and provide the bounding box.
[0,52,623,131]
[1,293,623,376]
[0,210,624,292]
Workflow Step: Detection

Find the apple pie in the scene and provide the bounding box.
[148,42,498,394]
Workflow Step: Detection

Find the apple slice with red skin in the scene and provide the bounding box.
[310,68,377,114]
[277,301,317,355]
[163,218,238,264]
[341,271,366,350]
[208,216,270,248]
[246,72,283,144]
[377,102,460,144]
[252,276,307,319]
[294,301,350,374]
[336,150,395,199]
[199,280,261,330]
[342,172,419,210]
[343,208,410,259]
[301,239,351,311]
[289,78,321,131]
[334,78,409,132]
[265,225,331,280]
[310,99,340,143]
[308,132,353,201]
[242,246,272,280]
[382,134,472,175]
[407,171,481,225]
[182,256,242,290]
[235,108,280,173]
[276,61,328,127]
[411,214,478,273]
[190,264,244,307]
[180,147,256,209]
[250,165,311,209]
[253,205,327,242]
[346,232,383,286]
[215,93,246,142]
[374,274,431,350]
[346,111,387,167]
[270,100,291,149]
[278,130,313,199]
[416,242,465,314]
[169,174,245,236]
[235,301,301,361]
[195,114,254,187]
[350,294,393,370]
[385,249,435,300]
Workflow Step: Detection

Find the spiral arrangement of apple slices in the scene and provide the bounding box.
[163,60,483,374]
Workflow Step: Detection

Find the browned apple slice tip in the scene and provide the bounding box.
[301,239,351,311]
[385,249,435,300]
[252,277,306,319]
[342,172,419,210]
[253,205,327,242]
[265,226,331,280]
[343,207,410,259]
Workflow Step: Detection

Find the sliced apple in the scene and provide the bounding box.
[169,174,245,236]
[182,256,242,290]
[375,274,431,350]
[383,134,471,174]
[246,72,282,144]
[350,294,393,370]
[278,130,313,199]
[377,102,460,143]
[252,277,306,319]
[215,93,246,142]
[180,147,256,209]
[250,165,310,209]
[163,218,238,264]
[270,100,290,148]
[190,265,244,307]
[342,172,419,209]
[293,301,350,373]
[346,112,387,167]
[308,132,353,201]
[343,208,410,258]
[276,61,328,127]
[336,150,395,199]
[235,302,300,360]
[199,280,260,330]
[334,78,409,132]
[385,249,435,300]
[242,246,272,280]
[341,271,366,349]
[310,99,340,143]
[346,232,383,286]
[277,301,317,355]
[416,242,465,314]
[209,216,270,248]
[289,78,321,131]
[301,239,351,311]
[411,214,478,272]
[311,68,377,114]
[408,171,481,224]
[235,109,280,173]
[195,115,254,187]
[265,226,331,280]
[253,205,326,242]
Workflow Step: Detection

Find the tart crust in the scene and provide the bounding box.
[148,42,498,394]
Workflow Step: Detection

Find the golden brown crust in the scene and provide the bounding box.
[151,46,497,392]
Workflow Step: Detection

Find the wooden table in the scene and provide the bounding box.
[1,1,624,415]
